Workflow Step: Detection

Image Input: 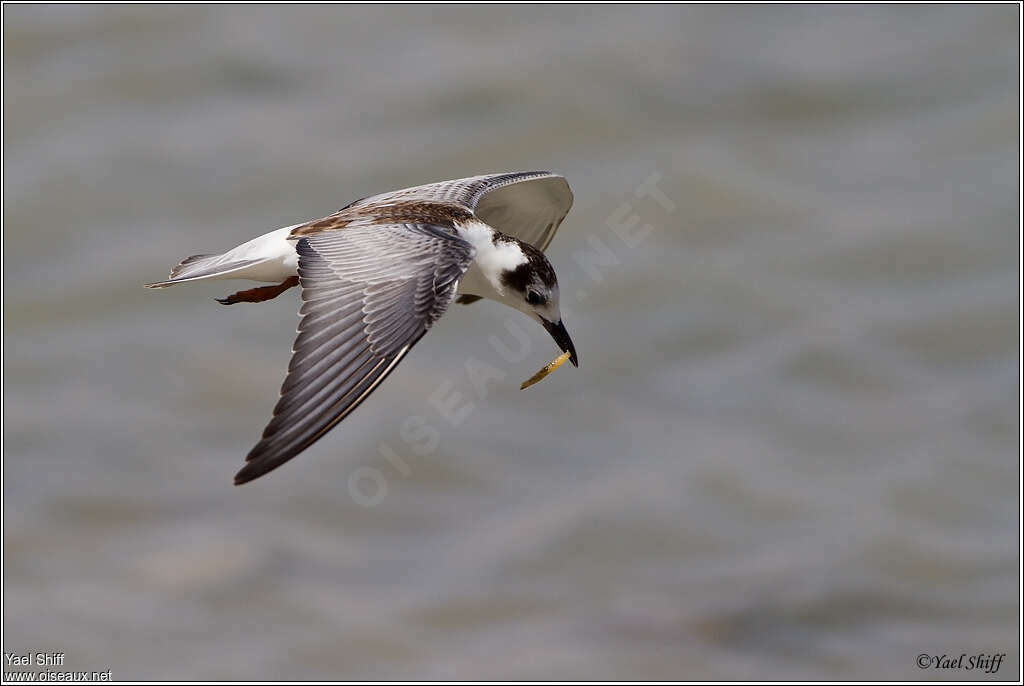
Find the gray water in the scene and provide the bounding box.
[3,5,1019,680]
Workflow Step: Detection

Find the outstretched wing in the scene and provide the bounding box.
[234,223,475,484]
[339,171,573,253]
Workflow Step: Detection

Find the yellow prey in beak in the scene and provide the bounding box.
[520,350,573,390]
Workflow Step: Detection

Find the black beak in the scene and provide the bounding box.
[542,318,579,368]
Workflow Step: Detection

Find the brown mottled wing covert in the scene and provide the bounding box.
[293,172,573,254]
[234,223,475,484]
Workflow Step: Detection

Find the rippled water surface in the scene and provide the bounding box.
[3,5,1019,680]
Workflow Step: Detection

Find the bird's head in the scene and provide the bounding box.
[497,239,578,368]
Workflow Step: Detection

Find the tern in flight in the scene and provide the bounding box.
[146,172,578,484]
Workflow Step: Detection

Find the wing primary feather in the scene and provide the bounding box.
[234,225,474,484]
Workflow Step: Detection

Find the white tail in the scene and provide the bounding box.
[144,254,265,288]
[144,224,301,289]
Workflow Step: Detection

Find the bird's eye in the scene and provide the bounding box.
[526,289,545,306]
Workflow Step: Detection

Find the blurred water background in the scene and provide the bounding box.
[3,4,1019,680]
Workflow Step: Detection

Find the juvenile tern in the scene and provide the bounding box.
[145,171,578,484]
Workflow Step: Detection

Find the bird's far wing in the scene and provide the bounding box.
[343,172,574,253]
[469,172,573,253]
[234,223,475,484]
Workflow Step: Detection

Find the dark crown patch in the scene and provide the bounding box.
[497,236,557,292]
